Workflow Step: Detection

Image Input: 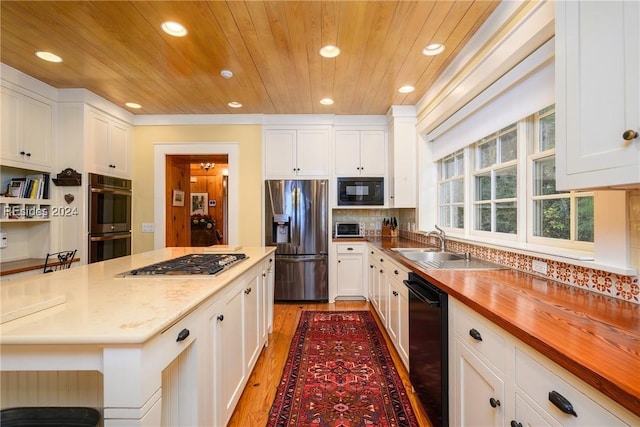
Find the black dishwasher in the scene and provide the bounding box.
[404,272,448,427]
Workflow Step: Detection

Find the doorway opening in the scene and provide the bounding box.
[153,142,239,250]
[165,154,228,247]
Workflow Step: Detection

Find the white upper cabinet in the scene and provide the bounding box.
[1,86,53,170]
[388,107,417,207]
[555,0,640,190]
[264,128,330,178]
[86,107,132,178]
[334,129,386,176]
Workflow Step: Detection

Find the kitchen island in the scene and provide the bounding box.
[0,246,276,426]
[368,237,640,424]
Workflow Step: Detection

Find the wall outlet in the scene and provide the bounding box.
[142,223,155,233]
[0,232,7,248]
[532,259,548,275]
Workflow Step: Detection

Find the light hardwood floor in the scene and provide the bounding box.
[227,301,432,426]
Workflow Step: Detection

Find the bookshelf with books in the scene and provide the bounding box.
[0,166,51,222]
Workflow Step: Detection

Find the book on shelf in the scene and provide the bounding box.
[24,174,50,199]
[9,178,25,197]
[4,174,50,199]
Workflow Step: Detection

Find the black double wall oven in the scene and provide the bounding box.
[88,173,132,263]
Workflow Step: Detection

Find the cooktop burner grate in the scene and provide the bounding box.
[125,253,247,276]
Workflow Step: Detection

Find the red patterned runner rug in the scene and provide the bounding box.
[267,310,419,427]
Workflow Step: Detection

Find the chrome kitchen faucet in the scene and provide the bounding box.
[427,225,446,251]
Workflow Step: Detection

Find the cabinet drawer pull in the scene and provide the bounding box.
[217,314,224,321]
[347,247,354,251]
[549,390,577,417]
[489,397,501,408]
[245,287,252,295]
[392,290,398,297]
[469,328,483,341]
[510,421,523,427]
[176,328,190,342]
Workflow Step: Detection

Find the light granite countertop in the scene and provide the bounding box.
[0,246,276,345]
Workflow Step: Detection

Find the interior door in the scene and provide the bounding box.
[165,156,190,247]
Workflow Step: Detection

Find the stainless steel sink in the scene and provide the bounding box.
[390,247,506,270]
[391,248,464,262]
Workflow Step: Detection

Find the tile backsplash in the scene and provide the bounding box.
[401,229,639,304]
[333,205,640,304]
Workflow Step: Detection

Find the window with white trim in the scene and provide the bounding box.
[436,105,594,249]
[529,106,594,246]
[438,151,464,229]
[472,124,518,234]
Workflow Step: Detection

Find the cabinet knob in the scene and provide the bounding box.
[469,328,483,341]
[217,314,224,321]
[548,390,577,417]
[245,287,252,294]
[25,152,31,157]
[510,421,523,427]
[622,129,639,141]
[394,269,399,275]
[370,264,374,268]
[19,151,25,155]
[379,269,383,273]
[489,397,501,408]
[176,328,190,342]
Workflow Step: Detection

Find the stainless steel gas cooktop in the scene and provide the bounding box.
[119,253,248,277]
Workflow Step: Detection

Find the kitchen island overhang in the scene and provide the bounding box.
[0,246,276,426]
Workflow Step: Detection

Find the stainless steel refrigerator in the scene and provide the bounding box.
[265,179,328,301]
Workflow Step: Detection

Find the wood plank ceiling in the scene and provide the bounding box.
[0,1,499,115]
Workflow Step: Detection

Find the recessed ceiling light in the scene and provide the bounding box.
[125,102,142,109]
[319,45,340,58]
[320,98,334,105]
[220,69,233,79]
[35,51,63,63]
[422,43,445,56]
[161,21,187,37]
[398,85,415,93]
[228,101,242,108]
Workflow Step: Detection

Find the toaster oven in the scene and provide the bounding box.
[334,222,365,238]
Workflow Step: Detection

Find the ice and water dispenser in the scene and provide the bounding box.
[271,214,291,244]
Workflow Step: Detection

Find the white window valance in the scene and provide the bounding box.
[427,39,555,161]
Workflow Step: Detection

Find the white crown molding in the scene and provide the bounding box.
[1,63,58,101]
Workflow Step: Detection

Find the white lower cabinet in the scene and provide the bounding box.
[334,242,367,298]
[367,248,380,310]
[198,259,272,426]
[384,257,409,370]
[453,338,505,427]
[450,298,639,427]
[367,244,410,370]
[203,282,245,427]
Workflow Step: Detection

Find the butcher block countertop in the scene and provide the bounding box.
[369,237,640,418]
[0,246,276,345]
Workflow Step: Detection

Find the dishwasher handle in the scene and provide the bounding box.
[404,279,441,307]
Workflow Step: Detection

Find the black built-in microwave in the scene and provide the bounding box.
[337,177,384,206]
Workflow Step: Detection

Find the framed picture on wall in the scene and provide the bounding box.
[172,189,185,207]
[191,192,208,215]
